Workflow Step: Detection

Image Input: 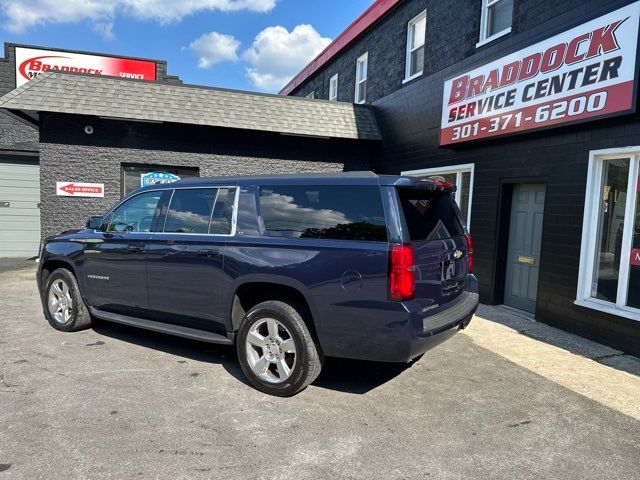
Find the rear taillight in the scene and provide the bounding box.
[389,244,415,301]
[466,234,474,273]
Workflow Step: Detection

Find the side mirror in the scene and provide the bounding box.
[86,216,103,230]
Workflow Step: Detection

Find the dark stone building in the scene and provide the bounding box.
[284,0,640,354]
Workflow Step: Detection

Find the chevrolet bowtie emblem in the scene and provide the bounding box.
[454,250,463,259]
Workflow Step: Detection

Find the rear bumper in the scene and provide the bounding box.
[319,275,479,363]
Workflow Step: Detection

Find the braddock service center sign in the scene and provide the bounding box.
[15,47,157,88]
[440,2,640,145]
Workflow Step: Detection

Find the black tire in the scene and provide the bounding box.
[237,300,322,397]
[43,268,92,332]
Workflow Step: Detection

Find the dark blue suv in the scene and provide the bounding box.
[37,172,478,396]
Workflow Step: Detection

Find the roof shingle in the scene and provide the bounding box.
[0,72,381,141]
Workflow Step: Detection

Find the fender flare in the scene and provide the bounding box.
[224,274,320,333]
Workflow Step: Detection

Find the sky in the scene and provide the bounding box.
[0,0,374,93]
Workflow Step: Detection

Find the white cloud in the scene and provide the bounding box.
[2,0,114,32]
[186,32,240,68]
[243,24,331,92]
[1,0,277,33]
[123,0,277,23]
[93,22,115,41]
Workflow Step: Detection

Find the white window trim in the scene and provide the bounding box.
[404,10,426,82]
[477,0,512,48]
[355,52,368,104]
[306,91,315,99]
[402,163,475,231]
[576,147,640,321]
[329,73,338,102]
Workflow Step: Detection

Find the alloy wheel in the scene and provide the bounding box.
[48,278,73,325]
[245,317,297,383]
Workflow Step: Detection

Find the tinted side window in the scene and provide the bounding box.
[236,187,261,237]
[164,188,217,234]
[259,185,387,241]
[397,188,465,241]
[107,191,162,233]
[210,188,236,235]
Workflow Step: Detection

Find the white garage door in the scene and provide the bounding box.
[0,158,40,257]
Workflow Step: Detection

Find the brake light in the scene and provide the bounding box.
[389,244,415,301]
[466,234,474,273]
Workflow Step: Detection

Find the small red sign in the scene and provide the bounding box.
[631,248,640,267]
[56,182,104,198]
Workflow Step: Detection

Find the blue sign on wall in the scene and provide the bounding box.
[140,171,181,188]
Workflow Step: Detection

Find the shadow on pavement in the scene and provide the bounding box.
[0,257,37,275]
[313,357,411,394]
[92,319,408,394]
[476,304,640,377]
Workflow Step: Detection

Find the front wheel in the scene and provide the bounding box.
[44,268,92,332]
[237,301,322,397]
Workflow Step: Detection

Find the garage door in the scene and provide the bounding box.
[0,158,40,257]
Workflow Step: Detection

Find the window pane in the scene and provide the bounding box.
[164,188,217,234]
[210,188,235,235]
[357,80,367,103]
[108,191,162,233]
[329,76,338,101]
[627,172,640,309]
[459,171,471,226]
[236,187,260,237]
[592,158,630,303]
[487,0,513,37]
[259,185,387,241]
[410,45,425,76]
[411,16,426,49]
[397,188,465,241]
[357,58,367,81]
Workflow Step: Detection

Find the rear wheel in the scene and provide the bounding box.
[44,268,92,332]
[237,300,322,396]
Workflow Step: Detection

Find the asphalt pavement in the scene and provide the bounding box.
[0,260,639,480]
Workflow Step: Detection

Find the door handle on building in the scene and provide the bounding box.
[517,256,536,265]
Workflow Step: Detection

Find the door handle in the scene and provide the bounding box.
[128,246,145,254]
[197,249,220,258]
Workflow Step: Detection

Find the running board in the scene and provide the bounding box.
[89,307,234,345]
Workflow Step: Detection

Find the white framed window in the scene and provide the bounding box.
[576,147,640,321]
[306,91,315,99]
[404,10,426,82]
[477,0,513,47]
[329,74,338,102]
[402,163,475,231]
[355,52,368,104]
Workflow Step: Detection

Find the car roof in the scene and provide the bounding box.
[156,171,455,190]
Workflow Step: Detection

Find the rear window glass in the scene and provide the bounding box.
[210,188,236,235]
[164,188,216,234]
[398,188,465,241]
[259,185,387,241]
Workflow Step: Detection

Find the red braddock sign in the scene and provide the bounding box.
[440,2,640,145]
[15,47,156,88]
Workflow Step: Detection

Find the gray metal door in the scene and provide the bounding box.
[0,158,40,257]
[504,184,545,313]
